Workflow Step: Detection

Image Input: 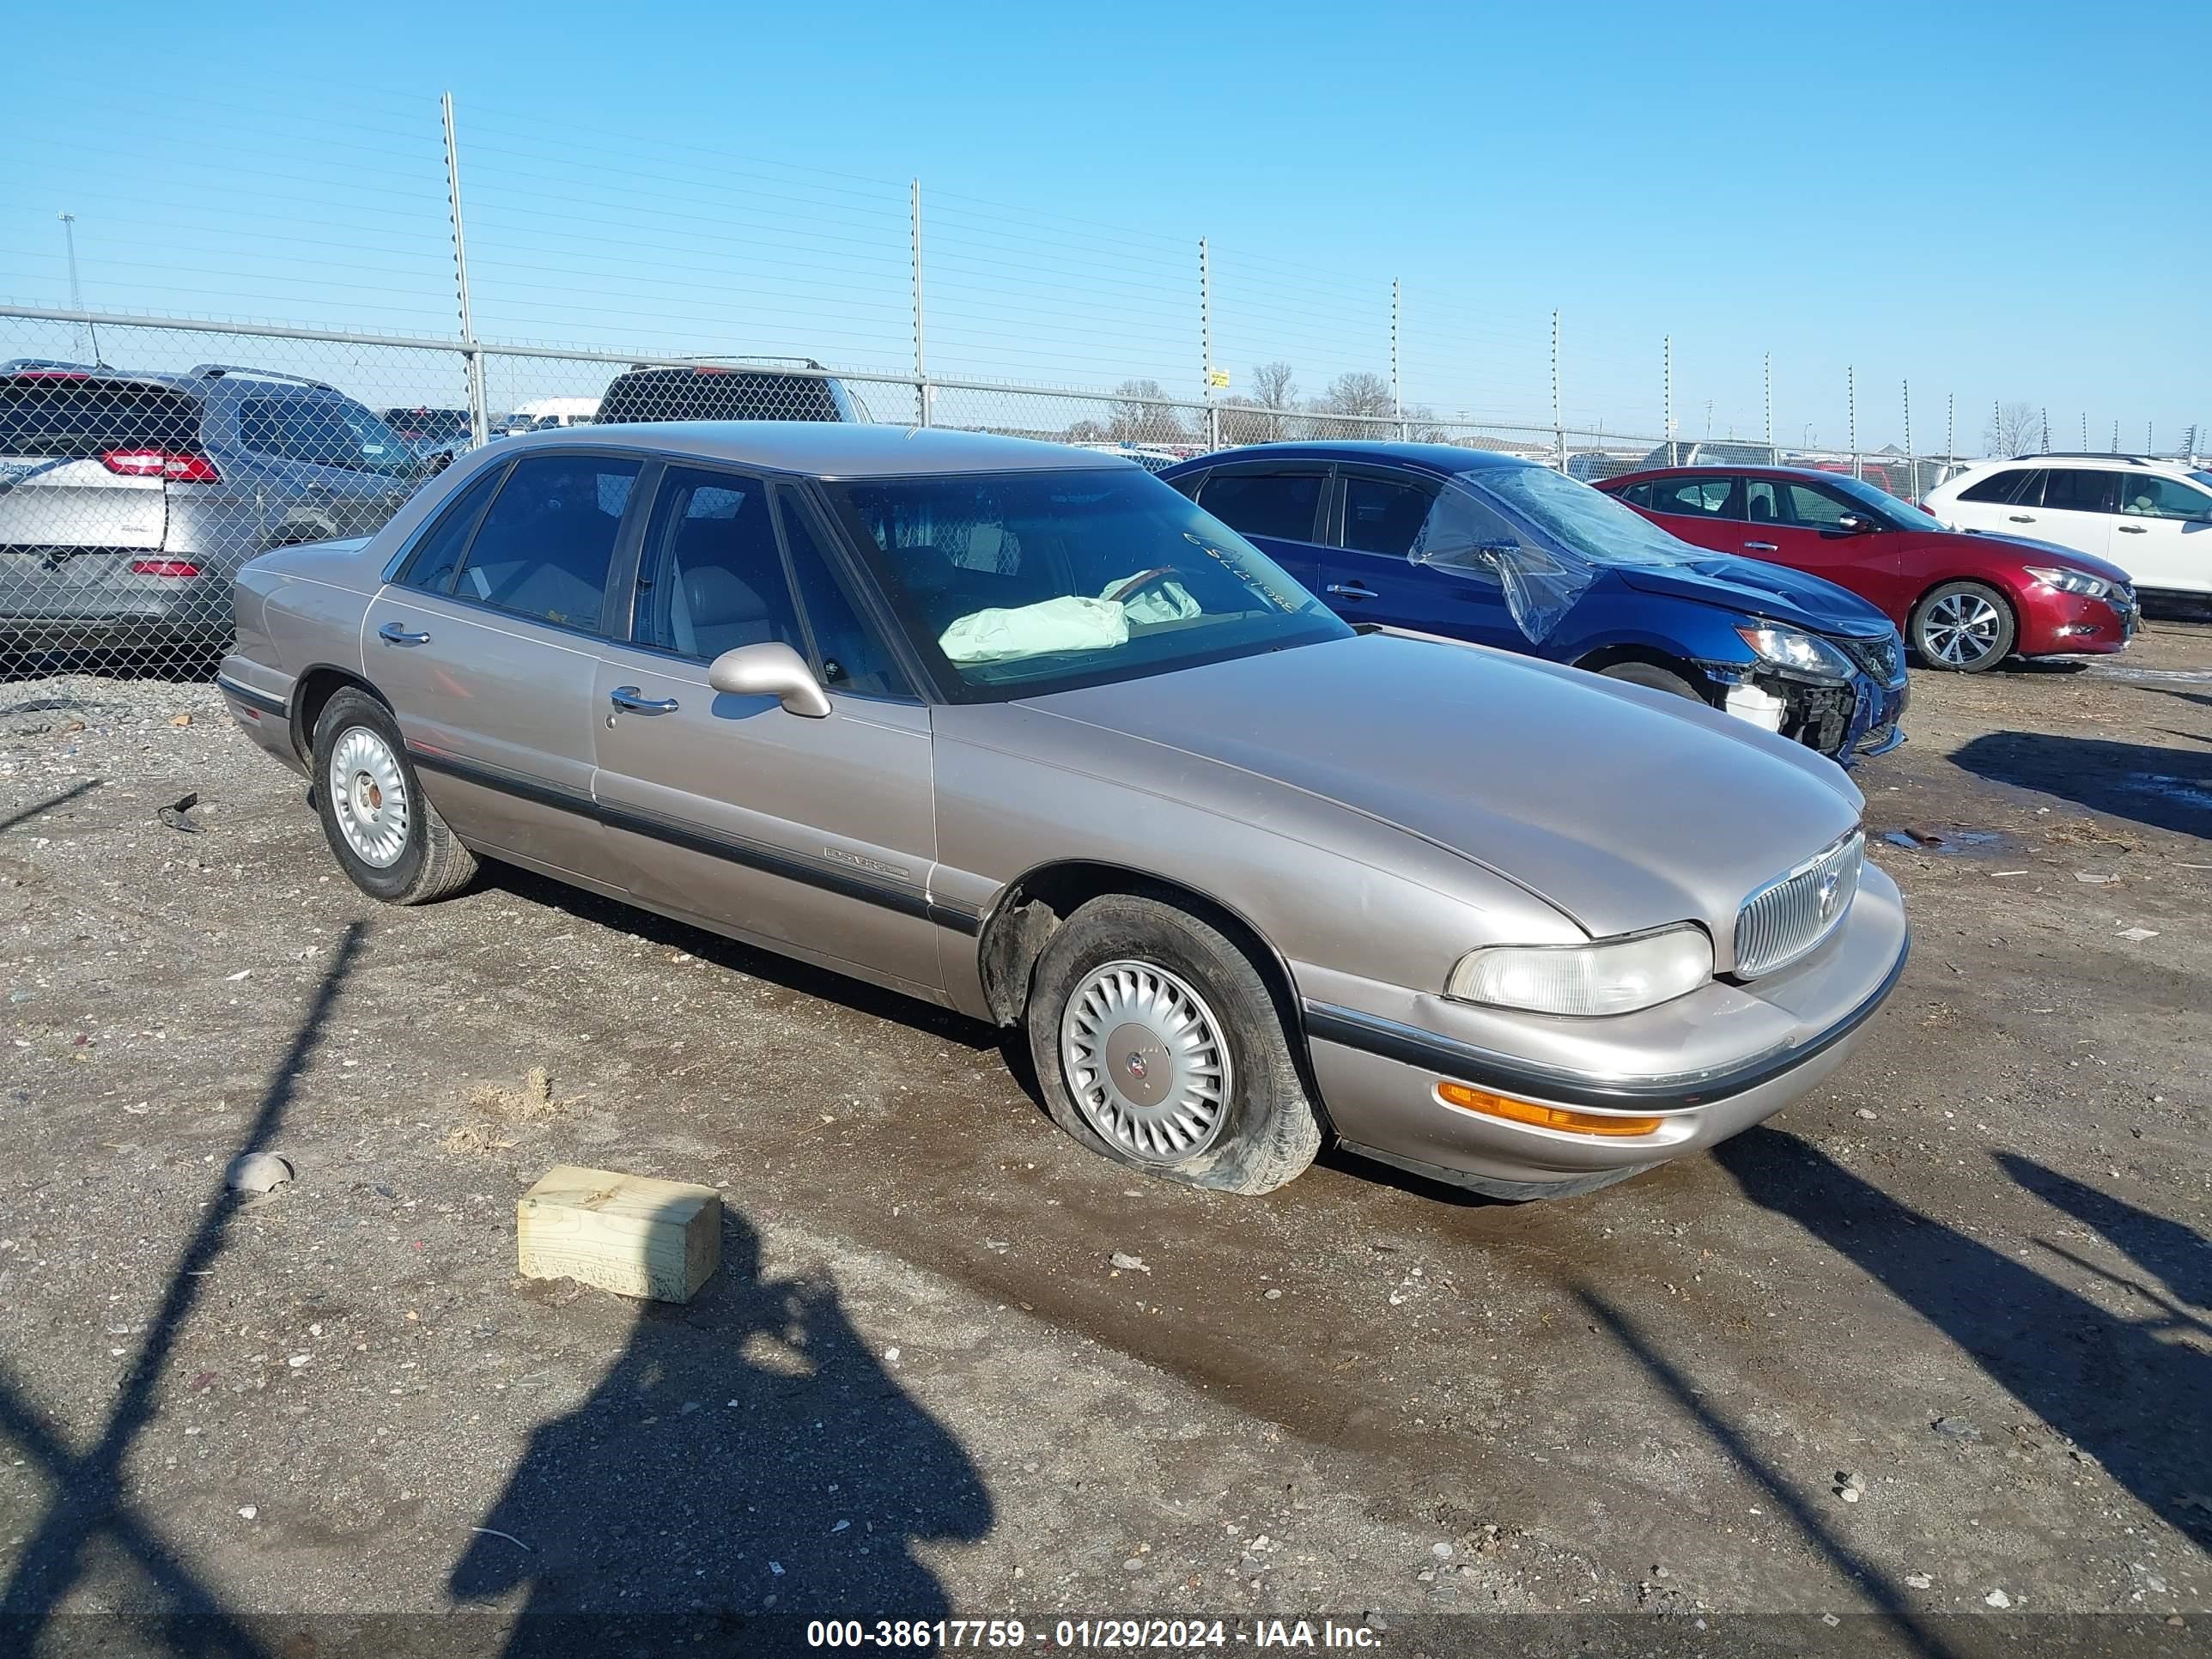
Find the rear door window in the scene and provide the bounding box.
[1743,479,1782,525]
[2044,470,2119,514]
[0,379,200,458]
[1196,470,1325,542]
[452,453,644,631]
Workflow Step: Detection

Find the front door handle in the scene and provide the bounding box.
[2116,523,2148,534]
[2007,514,2036,523]
[1326,582,1378,601]
[1744,540,1779,552]
[610,685,679,714]
[377,621,431,646]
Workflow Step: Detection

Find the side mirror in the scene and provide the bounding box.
[1836,514,1877,534]
[706,641,832,719]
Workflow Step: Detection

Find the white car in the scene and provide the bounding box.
[1924,454,2212,599]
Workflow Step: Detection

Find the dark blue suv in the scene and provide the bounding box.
[1159,442,1909,765]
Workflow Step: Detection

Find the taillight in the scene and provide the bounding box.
[100,448,221,483]
[130,559,203,579]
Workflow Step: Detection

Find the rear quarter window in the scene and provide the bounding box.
[1957,468,2043,506]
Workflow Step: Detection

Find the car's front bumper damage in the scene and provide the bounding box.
[1297,862,1910,1200]
[1695,653,1909,767]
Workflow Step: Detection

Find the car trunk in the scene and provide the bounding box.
[0,375,195,614]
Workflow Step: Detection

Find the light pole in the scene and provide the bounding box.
[58,211,100,363]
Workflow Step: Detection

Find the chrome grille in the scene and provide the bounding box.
[1734,830,1864,978]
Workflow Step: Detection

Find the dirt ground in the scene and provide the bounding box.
[1,621,2208,1657]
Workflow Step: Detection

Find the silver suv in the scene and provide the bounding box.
[0,360,424,666]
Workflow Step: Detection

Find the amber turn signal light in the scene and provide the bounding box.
[1435,1080,1662,1138]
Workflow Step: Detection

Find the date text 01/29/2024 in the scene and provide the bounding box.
[803,1619,1382,1649]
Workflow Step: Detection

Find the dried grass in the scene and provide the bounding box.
[467,1066,574,1121]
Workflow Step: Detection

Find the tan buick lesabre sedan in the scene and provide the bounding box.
[218,423,1907,1200]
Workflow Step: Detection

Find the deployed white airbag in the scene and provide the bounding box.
[941,596,1129,663]
[938,571,1200,664]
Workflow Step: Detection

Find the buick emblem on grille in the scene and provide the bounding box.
[1816,867,1843,918]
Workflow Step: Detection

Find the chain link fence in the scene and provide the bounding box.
[3,304,1977,678]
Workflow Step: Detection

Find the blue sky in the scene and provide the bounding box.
[3,0,2206,450]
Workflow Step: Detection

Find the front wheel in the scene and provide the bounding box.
[1597,660,1703,700]
[311,686,477,904]
[1911,580,2014,672]
[1026,894,1322,1195]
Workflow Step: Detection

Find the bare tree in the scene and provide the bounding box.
[1217,362,1300,445]
[1311,370,1396,439]
[1250,362,1297,414]
[1109,380,1185,445]
[1983,399,2041,458]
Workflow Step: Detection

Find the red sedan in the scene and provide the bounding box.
[1598,465,2137,672]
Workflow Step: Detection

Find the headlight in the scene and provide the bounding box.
[1735,625,1855,683]
[1446,925,1713,1017]
[2026,565,2111,599]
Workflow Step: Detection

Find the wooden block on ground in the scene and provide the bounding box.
[517,1164,720,1304]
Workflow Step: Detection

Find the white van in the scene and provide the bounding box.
[498,397,600,436]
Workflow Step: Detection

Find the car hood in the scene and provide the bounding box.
[1613,555,1894,637]
[1022,631,1863,944]
[1954,530,2133,586]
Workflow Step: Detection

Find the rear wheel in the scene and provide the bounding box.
[311,687,477,904]
[1026,894,1321,1195]
[1911,580,2014,672]
[1597,659,1703,701]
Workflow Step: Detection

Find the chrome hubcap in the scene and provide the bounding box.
[1060,960,1233,1163]
[328,726,409,868]
[1923,592,2002,666]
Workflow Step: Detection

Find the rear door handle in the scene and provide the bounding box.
[610,685,679,714]
[2007,514,2036,523]
[376,621,431,646]
[2116,523,2148,534]
[1743,540,1779,552]
[1326,582,1378,601]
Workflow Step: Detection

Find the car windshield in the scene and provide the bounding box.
[1814,471,1946,531]
[822,466,1350,700]
[1408,465,1709,645]
[1458,465,1709,568]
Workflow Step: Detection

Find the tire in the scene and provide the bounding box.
[1597,660,1703,701]
[311,686,477,904]
[1911,580,2014,672]
[1026,894,1322,1195]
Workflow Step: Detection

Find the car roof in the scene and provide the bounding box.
[1163,440,1537,477]
[1949,453,2194,475]
[1605,464,1901,488]
[492,420,1135,478]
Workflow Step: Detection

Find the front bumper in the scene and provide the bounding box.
[1698,657,1909,769]
[2015,586,2136,658]
[1297,862,1910,1199]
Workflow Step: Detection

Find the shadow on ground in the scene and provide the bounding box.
[1948,732,2212,836]
[0,922,367,1658]
[1716,1129,2211,1547]
[448,1208,992,1652]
